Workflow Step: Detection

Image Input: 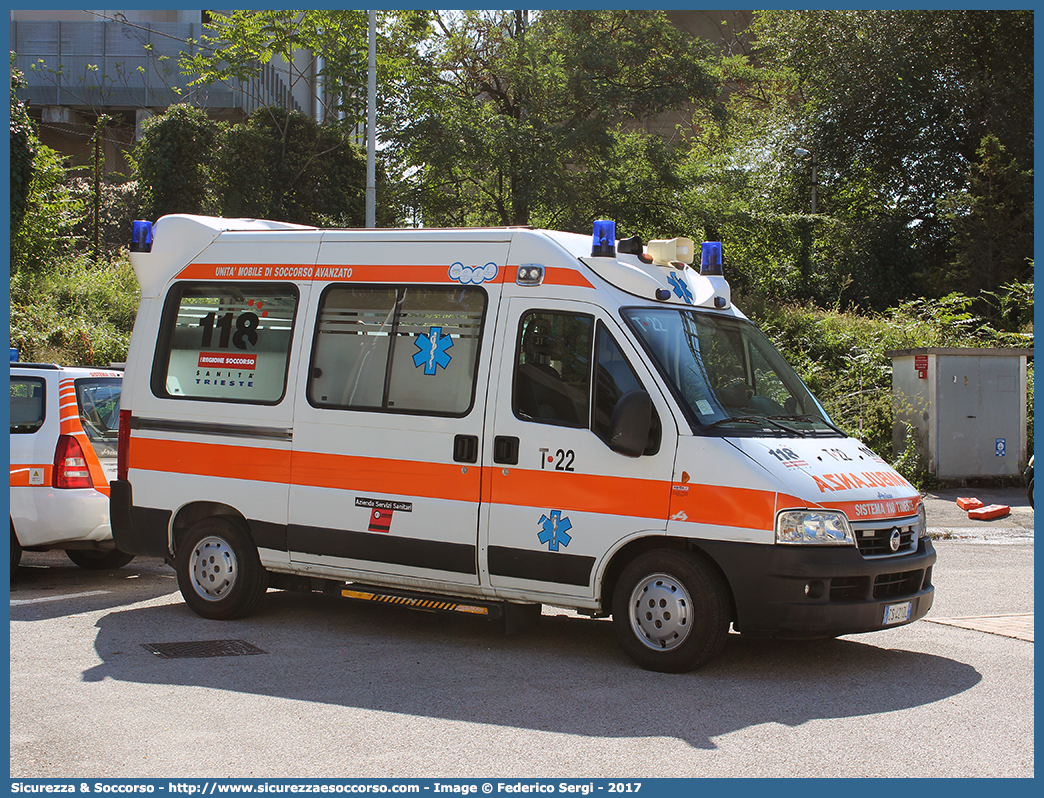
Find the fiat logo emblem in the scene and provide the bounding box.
[889,528,901,552]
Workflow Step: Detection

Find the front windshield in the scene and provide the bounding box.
[623,308,840,437]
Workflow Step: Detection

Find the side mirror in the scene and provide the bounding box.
[609,389,652,457]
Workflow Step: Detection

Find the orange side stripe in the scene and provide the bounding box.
[130,438,920,526]
[134,438,663,515]
[132,438,292,484]
[175,261,595,288]
[488,469,670,518]
[290,450,481,502]
[544,266,594,289]
[131,439,481,502]
[670,483,779,531]
[10,465,53,487]
[177,262,510,285]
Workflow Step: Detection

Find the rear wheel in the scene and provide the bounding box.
[175,517,268,620]
[66,549,134,570]
[612,549,730,673]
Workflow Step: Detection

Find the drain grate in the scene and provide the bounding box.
[141,639,267,659]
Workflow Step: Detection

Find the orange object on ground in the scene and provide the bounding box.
[967,504,1011,520]
[956,497,984,510]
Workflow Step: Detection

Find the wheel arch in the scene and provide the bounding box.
[599,535,737,623]
[171,501,250,555]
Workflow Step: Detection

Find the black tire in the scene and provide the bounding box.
[66,548,135,570]
[611,549,730,673]
[11,527,23,573]
[1028,477,1034,509]
[175,517,268,620]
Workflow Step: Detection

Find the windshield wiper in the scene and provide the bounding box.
[768,413,846,436]
[704,415,806,436]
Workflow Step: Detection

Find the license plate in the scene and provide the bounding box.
[883,601,912,625]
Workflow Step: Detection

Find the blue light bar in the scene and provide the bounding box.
[700,241,723,276]
[131,220,154,253]
[591,220,616,258]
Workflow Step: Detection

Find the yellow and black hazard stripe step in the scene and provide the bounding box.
[341,586,499,618]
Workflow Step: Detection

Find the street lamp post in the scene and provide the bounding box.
[794,147,817,215]
[366,9,376,228]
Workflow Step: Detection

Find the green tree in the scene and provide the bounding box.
[134,103,369,227]
[942,133,1033,299]
[136,103,218,219]
[739,10,1033,301]
[10,56,36,236]
[382,10,719,228]
[215,106,367,227]
[181,10,369,129]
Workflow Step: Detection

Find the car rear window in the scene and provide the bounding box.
[10,377,45,434]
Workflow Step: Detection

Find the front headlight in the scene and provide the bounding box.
[776,510,854,545]
[915,502,928,540]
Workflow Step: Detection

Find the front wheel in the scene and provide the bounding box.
[175,518,268,620]
[611,549,730,673]
[66,548,134,570]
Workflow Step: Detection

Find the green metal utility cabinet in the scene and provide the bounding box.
[888,347,1032,479]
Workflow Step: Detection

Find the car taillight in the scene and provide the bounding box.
[117,409,131,482]
[53,435,93,489]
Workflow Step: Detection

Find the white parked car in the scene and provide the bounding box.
[10,361,133,571]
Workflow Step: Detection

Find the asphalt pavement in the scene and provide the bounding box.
[8,486,1035,779]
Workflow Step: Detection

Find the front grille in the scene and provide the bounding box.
[854,519,917,557]
[873,570,924,600]
[830,576,864,601]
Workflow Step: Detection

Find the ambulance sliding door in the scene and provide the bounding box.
[287,240,507,590]
[483,298,677,603]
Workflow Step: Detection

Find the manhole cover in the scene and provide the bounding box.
[141,640,267,659]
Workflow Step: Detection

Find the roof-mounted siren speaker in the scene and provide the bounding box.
[647,237,694,267]
[131,220,154,253]
[700,241,723,276]
[591,220,616,258]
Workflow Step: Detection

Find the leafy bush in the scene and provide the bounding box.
[68,178,141,255]
[750,291,1033,486]
[10,253,139,367]
[136,103,219,219]
[10,144,82,274]
[215,107,367,226]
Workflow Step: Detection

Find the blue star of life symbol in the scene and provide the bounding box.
[668,272,694,304]
[413,326,454,375]
[537,509,572,552]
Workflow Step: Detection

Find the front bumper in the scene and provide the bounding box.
[698,537,936,638]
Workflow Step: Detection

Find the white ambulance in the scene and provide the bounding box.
[111,215,935,672]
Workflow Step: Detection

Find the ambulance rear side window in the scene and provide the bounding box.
[153,283,299,404]
[308,285,486,416]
